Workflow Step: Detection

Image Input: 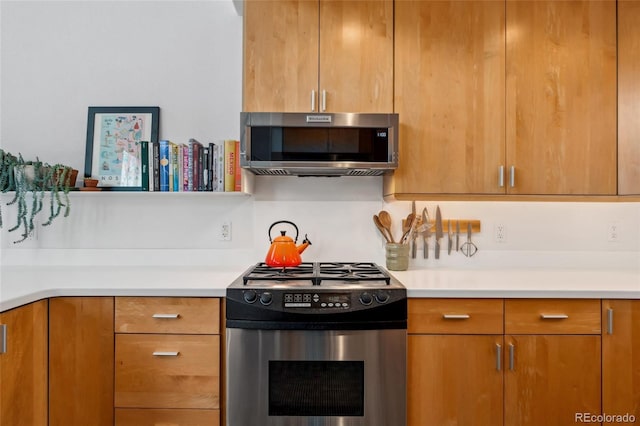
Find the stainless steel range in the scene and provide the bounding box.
[226,262,407,426]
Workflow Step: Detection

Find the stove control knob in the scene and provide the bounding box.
[243,290,257,304]
[374,291,390,304]
[359,292,373,306]
[260,292,273,306]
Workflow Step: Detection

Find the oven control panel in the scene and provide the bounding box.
[284,292,350,309]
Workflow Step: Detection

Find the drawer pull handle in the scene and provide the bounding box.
[152,314,180,319]
[607,308,614,334]
[495,343,502,371]
[152,351,180,357]
[540,314,569,320]
[443,314,470,320]
[0,324,6,354]
[508,343,515,371]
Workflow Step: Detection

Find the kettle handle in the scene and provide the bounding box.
[268,220,299,243]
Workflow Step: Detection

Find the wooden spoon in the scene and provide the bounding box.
[373,215,391,243]
[400,213,415,244]
[378,210,395,243]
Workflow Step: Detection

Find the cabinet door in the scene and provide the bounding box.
[505,0,616,195]
[319,0,393,113]
[618,0,640,195]
[0,300,48,426]
[49,297,115,426]
[243,0,319,112]
[389,0,505,195]
[504,335,601,426]
[408,335,503,426]
[602,300,640,424]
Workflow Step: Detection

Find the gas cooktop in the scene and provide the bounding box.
[237,262,395,287]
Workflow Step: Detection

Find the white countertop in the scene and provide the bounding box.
[1,264,640,312]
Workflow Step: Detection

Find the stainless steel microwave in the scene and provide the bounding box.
[240,112,399,176]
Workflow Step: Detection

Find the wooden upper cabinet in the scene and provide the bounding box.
[387,0,506,196]
[243,0,393,113]
[618,0,640,195]
[505,0,617,195]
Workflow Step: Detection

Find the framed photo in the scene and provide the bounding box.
[84,106,159,190]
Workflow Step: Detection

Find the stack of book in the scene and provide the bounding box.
[140,139,241,192]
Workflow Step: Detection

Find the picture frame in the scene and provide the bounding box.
[84,106,159,190]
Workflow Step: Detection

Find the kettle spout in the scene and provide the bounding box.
[297,234,312,254]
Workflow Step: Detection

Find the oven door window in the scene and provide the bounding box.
[269,360,364,417]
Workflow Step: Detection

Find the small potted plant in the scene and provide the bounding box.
[0,149,77,243]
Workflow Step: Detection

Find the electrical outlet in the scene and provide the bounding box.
[607,222,619,242]
[495,223,507,243]
[219,221,232,241]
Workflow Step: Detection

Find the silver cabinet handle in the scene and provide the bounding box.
[499,165,505,187]
[508,343,515,371]
[152,313,180,319]
[152,351,180,357]
[496,343,502,371]
[540,314,569,319]
[311,90,316,112]
[0,324,6,354]
[607,308,614,334]
[509,165,515,187]
[321,89,327,112]
[443,314,470,320]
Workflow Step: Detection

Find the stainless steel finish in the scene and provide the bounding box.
[540,314,569,319]
[509,165,516,187]
[455,220,460,252]
[607,308,614,334]
[443,314,470,320]
[461,222,478,257]
[422,208,429,259]
[447,219,452,255]
[152,351,180,356]
[411,201,417,259]
[0,324,6,354]
[509,343,515,371]
[227,328,406,426]
[152,313,179,319]
[311,90,316,112]
[499,165,505,187]
[434,206,443,259]
[321,89,327,112]
[496,343,502,371]
[240,112,399,176]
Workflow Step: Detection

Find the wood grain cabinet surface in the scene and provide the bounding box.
[114,297,221,426]
[387,0,617,198]
[243,0,393,113]
[0,300,48,426]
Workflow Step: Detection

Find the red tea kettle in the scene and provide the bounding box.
[265,220,311,268]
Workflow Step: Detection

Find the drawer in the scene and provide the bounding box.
[505,299,601,334]
[115,408,219,426]
[115,334,220,409]
[408,298,504,334]
[115,297,220,334]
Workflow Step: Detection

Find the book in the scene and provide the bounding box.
[158,140,170,192]
[234,140,241,192]
[147,141,155,191]
[214,143,224,191]
[203,146,209,191]
[190,139,203,191]
[182,143,189,191]
[152,141,160,192]
[208,142,216,191]
[224,139,237,192]
[140,141,149,191]
[171,142,180,191]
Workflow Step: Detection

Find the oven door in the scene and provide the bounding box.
[226,328,406,426]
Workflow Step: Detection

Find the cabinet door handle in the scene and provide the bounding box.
[0,324,6,354]
[311,90,316,112]
[509,165,515,187]
[540,314,569,320]
[321,89,327,112]
[152,313,180,319]
[499,165,505,187]
[496,343,502,371]
[508,343,515,371]
[442,314,470,320]
[607,308,614,334]
[152,351,180,357]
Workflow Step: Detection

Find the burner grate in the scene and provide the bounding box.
[317,262,390,285]
[242,262,316,285]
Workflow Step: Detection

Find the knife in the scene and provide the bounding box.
[435,206,443,259]
[421,207,429,259]
[456,220,460,252]
[411,201,417,258]
[447,219,453,255]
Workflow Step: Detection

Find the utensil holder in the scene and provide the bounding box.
[385,243,409,271]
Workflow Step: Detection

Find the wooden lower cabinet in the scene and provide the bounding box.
[115,408,220,426]
[602,300,640,425]
[504,335,601,426]
[0,300,48,426]
[408,335,503,425]
[49,297,115,426]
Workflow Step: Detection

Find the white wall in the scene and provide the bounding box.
[1,0,639,271]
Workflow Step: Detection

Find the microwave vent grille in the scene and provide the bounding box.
[347,169,385,176]
[252,168,291,176]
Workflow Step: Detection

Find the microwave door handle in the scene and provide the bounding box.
[311,90,316,112]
